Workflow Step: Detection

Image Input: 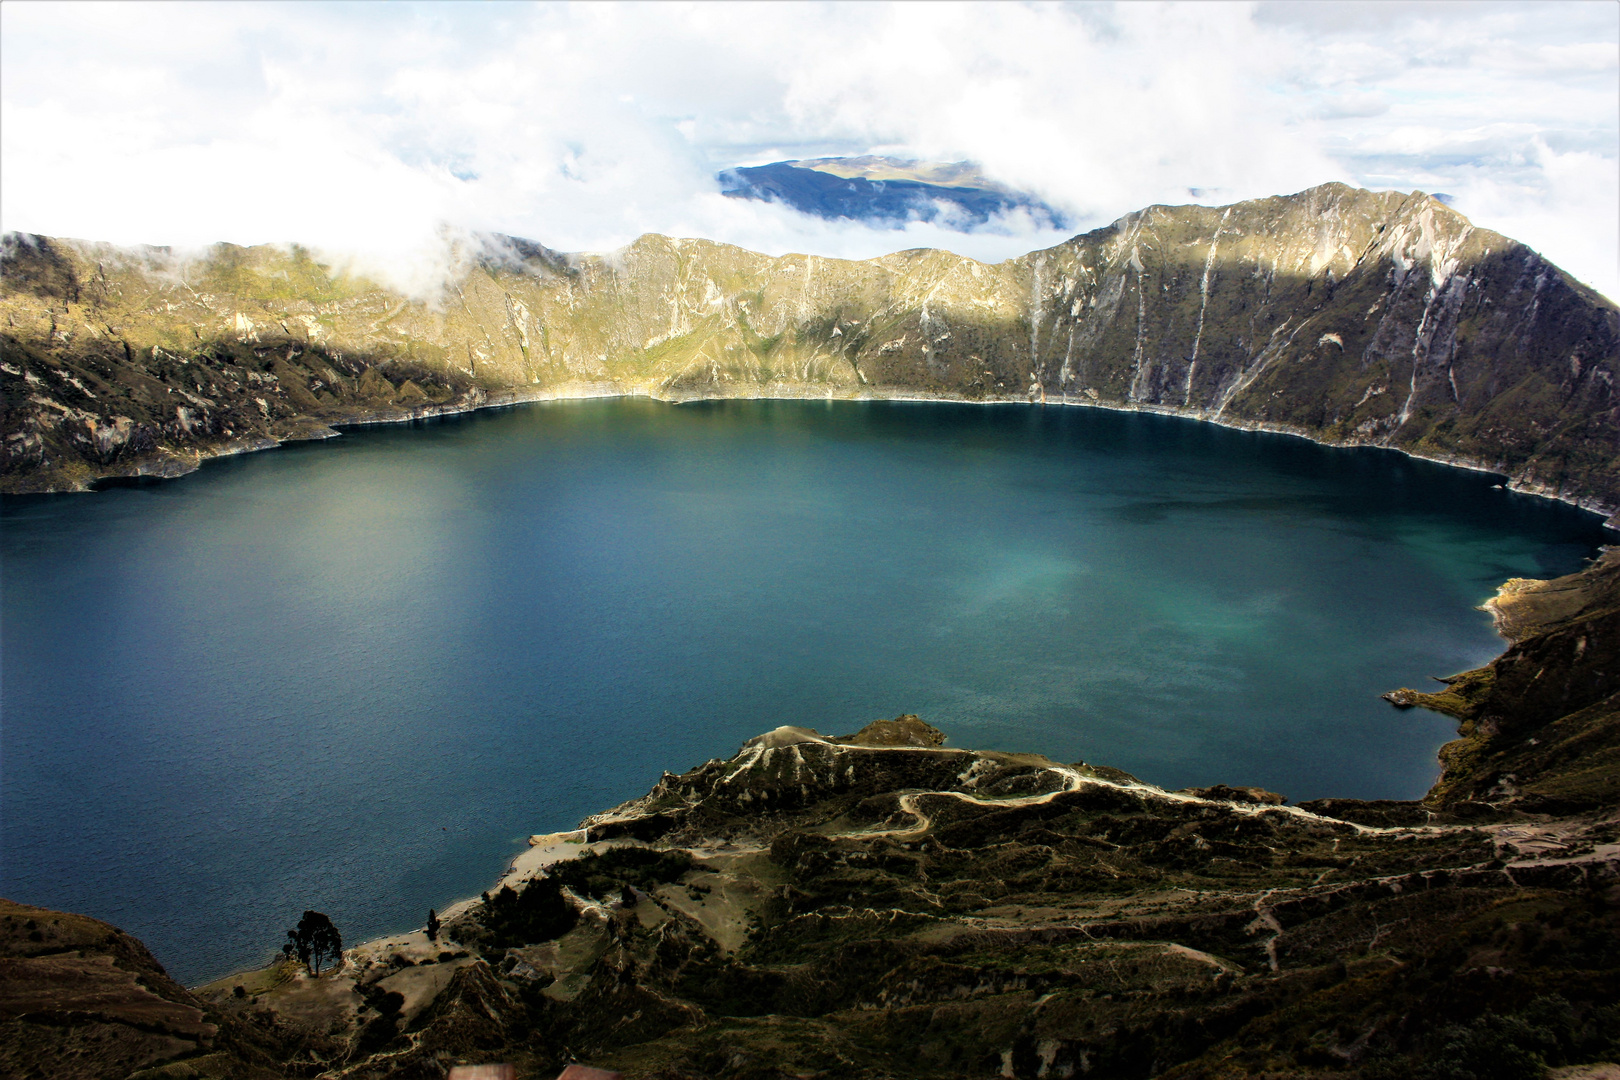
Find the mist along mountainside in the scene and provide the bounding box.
[2,181,1617,520]
[5,551,1620,1080]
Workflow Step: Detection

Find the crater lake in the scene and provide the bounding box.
[1,397,1608,984]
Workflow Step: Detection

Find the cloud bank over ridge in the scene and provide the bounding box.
[2,1,1614,299]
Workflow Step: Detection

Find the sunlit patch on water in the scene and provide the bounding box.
[949,549,1090,618]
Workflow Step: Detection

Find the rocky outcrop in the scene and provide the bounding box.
[5,184,1616,518]
[1387,547,1620,814]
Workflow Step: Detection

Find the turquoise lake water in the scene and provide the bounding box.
[1,398,1608,984]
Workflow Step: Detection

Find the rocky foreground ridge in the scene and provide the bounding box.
[5,555,1620,1080]
[3,183,1617,518]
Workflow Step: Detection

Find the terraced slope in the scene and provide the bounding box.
[4,183,1616,517]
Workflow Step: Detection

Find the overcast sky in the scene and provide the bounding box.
[3,0,1615,299]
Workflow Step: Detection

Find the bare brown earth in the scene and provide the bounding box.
[3,183,1617,520]
[0,899,299,1080]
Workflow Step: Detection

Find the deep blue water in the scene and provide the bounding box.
[1,398,1608,984]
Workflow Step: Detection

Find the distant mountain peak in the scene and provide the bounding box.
[790,156,993,189]
[718,155,1069,232]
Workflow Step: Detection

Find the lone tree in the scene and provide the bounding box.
[286,910,343,975]
[426,909,440,943]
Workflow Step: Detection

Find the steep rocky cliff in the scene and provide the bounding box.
[4,183,1616,517]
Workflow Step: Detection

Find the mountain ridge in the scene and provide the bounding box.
[3,183,1616,524]
[717,155,1070,230]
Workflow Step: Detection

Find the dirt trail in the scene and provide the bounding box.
[805,749,1450,842]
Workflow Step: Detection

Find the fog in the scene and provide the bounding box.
[2,1,1614,300]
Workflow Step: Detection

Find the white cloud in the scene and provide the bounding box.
[1,0,1614,299]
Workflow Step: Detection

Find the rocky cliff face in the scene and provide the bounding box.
[4,183,1617,517]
